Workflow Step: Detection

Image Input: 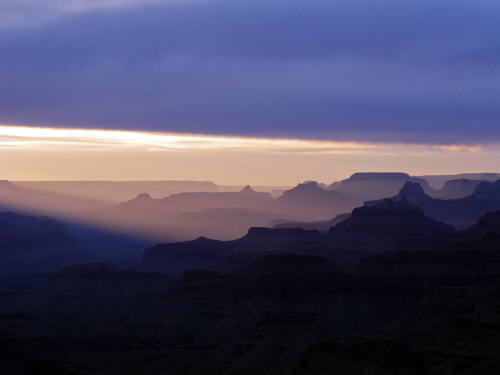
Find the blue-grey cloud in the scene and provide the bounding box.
[0,0,499,144]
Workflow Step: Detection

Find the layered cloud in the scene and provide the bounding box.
[1,125,499,184]
[0,0,499,144]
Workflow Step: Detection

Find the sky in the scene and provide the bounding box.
[1,125,500,185]
[1,0,499,183]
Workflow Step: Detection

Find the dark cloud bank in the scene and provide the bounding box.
[0,0,499,144]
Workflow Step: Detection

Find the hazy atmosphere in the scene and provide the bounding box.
[2,1,500,374]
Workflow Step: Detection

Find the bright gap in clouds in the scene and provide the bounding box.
[0,125,379,153]
[1,125,499,185]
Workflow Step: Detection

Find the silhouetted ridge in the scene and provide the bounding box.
[331,199,453,236]
[353,198,424,217]
[274,181,355,219]
[349,172,410,181]
[239,185,256,193]
[366,179,500,228]
[329,172,432,201]
[473,179,500,198]
[435,179,481,199]
[398,181,426,198]
[272,212,351,231]
[284,181,323,194]
[135,192,152,200]
[461,210,500,238]
[0,211,77,253]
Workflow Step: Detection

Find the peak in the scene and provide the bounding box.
[135,193,152,200]
[193,236,216,243]
[240,185,255,193]
[291,181,322,192]
[399,181,426,197]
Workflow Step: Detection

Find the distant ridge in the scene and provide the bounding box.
[367,180,500,228]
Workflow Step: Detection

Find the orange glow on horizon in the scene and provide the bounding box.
[1,124,499,185]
